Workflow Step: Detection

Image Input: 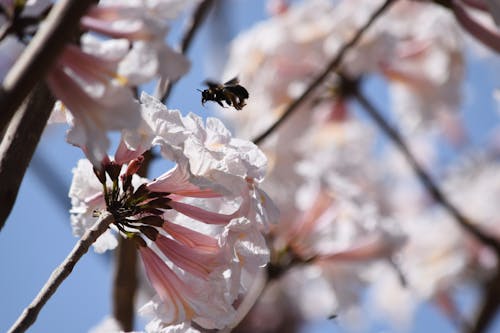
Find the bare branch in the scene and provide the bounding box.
[7,212,114,333]
[350,81,500,254]
[0,83,55,231]
[469,267,500,333]
[112,238,138,331]
[154,0,216,103]
[0,0,97,136]
[251,0,396,145]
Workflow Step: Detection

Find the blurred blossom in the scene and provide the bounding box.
[223,0,464,140]
[41,0,192,167]
[365,152,500,328]
[70,94,275,331]
[1,0,498,332]
[218,0,496,331]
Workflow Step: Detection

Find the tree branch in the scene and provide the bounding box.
[350,81,500,254]
[154,0,216,103]
[251,0,396,145]
[7,211,114,333]
[112,238,138,331]
[0,83,55,231]
[468,266,500,333]
[0,0,96,137]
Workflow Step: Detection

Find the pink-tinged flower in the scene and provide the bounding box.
[140,93,276,229]
[47,42,142,167]
[81,0,192,85]
[46,0,190,167]
[69,96,275,330]
[138,246,236,328]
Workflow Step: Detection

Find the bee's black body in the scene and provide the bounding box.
[200,77,249,110]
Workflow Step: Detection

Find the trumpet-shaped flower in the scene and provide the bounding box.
[69,95,275,330]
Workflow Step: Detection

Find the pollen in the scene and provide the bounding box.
[114,74,129,86]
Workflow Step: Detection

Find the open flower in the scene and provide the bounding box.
[69,94,275,330]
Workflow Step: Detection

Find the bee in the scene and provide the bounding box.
[199,77,249,110]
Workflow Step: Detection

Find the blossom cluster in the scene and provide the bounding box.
[1,0,499,332]
[217,0,500,331]
[70,93,276,332]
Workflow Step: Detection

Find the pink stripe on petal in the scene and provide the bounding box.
[169,200,237,225]
[114,138,144,165]
[47,66,99,117]
[162,222,220,252]
[147,165,222,198]
[318,234,403,262]
[85,5,132,20]
[60,45,120,81]
[139,246,195,323]
[155,234,225,279]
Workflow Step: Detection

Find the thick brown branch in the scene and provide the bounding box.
[112,238,138,331]
[251,0,396,145]
[154,0,216,102]
[352,85,500,254]
[0,83,55,231]
[7,212,114,333]
[0,0,96,136]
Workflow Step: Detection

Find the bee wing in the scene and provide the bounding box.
[203,79,221,88]
[224,85,249,99]
[223,77,240,86]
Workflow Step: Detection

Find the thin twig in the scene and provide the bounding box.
[154,0,216,103]
[351,83,500,254]
[468,266,500,333]
[251,0,396,145]
[7,212,114,333]
[0,83,55,231]
[0,0,96,137]
[179,0,216,55]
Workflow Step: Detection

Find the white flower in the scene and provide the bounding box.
[141,93,269,197]
[68,95,277,331]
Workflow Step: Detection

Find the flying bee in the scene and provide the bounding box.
[198,77,249,110]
